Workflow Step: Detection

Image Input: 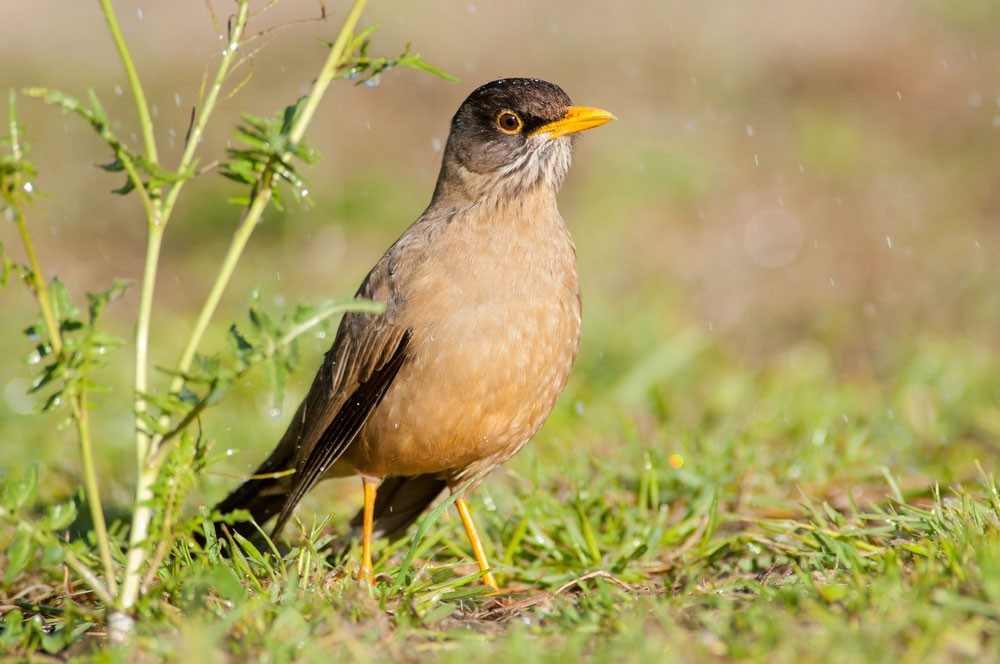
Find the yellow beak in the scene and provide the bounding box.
[531,105,616,139]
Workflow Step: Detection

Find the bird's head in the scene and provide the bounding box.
[434,78,614,206]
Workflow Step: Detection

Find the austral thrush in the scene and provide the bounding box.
[210,78,614,588]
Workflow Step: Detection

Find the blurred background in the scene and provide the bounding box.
[2,1,998,516]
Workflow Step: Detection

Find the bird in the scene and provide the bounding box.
[209,78,614,589]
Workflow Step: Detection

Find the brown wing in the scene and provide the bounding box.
[269,324,411,535]
[211,211,439,540]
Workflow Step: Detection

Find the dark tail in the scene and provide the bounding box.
[199,445,297,547]
[203,468,444,550]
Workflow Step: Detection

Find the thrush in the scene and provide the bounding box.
[209,78,613,588]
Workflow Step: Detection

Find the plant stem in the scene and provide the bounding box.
[96,0,157,164]
[159,0,251,224]
[6,91,117,602]
[287,0,369,148]
[170,177,275,386]
[118,220,164,610]
[117,0,253,614]
[120,0,370,612]
[276,298,385,350]
[168,0,370,390]
[6,91,61,356]
[72,387,119,596]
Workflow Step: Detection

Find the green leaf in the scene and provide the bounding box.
[5,526,34,584]
[400,53,458,82]
[86,277,132,322]
[112,177,136,195]
[4,463,39,509]
[203,565,247,603]
[41,498,78,531]
[98,157,125,172]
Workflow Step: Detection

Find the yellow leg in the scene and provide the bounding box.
[455,497,499,590]
[359,478,377,584]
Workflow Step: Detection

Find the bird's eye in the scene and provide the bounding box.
[496,111,523,134]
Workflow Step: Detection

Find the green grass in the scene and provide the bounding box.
[3,316,1000,661]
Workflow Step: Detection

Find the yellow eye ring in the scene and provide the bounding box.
[496,111,523,134]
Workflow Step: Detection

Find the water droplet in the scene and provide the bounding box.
[753,153,760,166]
[23,182,34,193]
[174,92,181,107]
[974,240,981,248]
[574,400,585,416]
[886,235,894,249]
[137,7,144,20]
[269,407,282,418]
[798,163,805,173]
[226,448,234,456]
[745,124,754,137]
[114,85,123,96]
[364,75,381,88]
[896,91,903,101]
[431,137,442,152]
[830,276,837,287]
[300,188,309,197]
[27,350,42,365]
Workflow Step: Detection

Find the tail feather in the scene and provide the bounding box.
[202,441,298,545]
[205,469,444,549]
[210,475,292,542]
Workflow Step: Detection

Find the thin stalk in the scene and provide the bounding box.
[120,0,370,612]
[116,0,252,613]
[159,0,251,223]
[118,222,164,610]
[11,201,60,353]
[72,388,118,596]
[168,0,369,389]
[63,549,116,608]
[287,0,369,148]
[94,0,164,613]
[6,91,116,602]
[96,0,157,163]
[6,92,61,355]
[275,298,385,350]
[169,178,275,386]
